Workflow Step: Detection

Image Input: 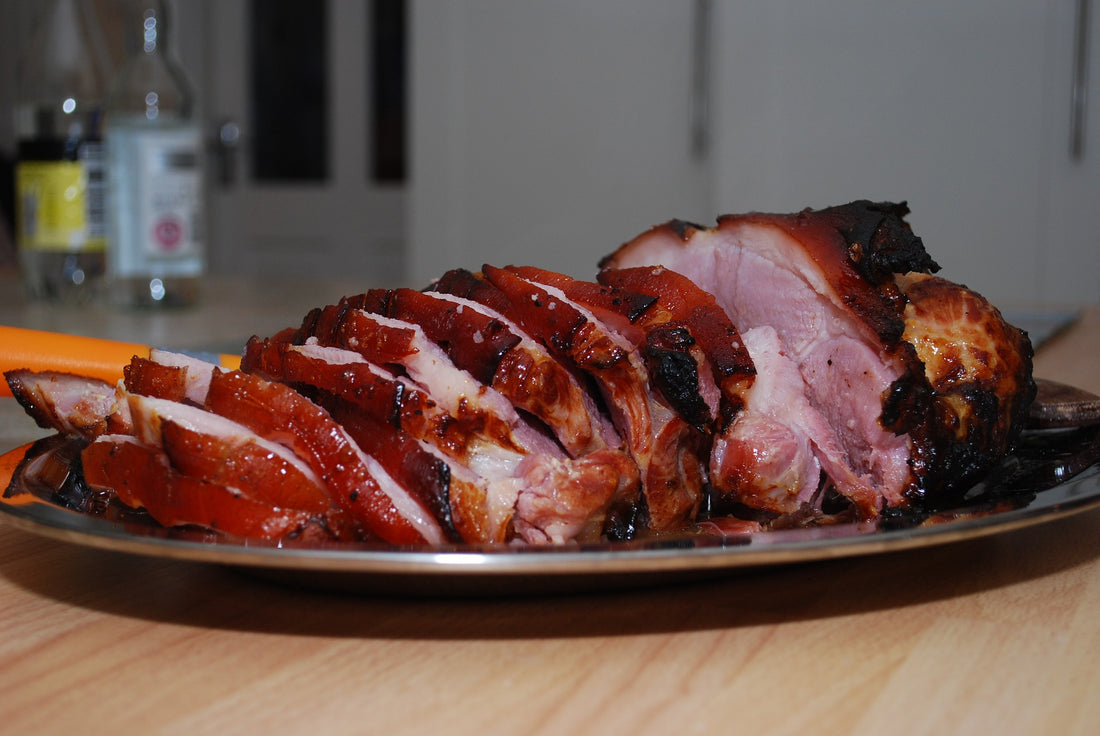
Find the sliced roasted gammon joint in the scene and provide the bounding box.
[4,201,1036,545]
[601,200,1035,518]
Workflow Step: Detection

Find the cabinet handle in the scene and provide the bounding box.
[1071,0,1091,160]
[691,0,711,159]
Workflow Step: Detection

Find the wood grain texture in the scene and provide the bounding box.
[1,272,1098,735]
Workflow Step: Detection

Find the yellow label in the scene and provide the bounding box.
[15,161,106,253]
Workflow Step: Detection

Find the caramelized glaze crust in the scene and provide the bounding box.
[897,272,1036,498]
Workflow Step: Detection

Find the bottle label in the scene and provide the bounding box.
[14,157,107,253]
[82,141,107,241]
[107,125,204,278]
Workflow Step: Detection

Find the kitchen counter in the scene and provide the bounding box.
[1,271,1098,735]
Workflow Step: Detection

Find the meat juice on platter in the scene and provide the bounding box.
[3,201,1051,547]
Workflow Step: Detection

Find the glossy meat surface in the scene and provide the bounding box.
[82,436,331,541]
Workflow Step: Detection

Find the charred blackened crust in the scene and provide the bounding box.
[815,200,940,284]
[895,273,1037,509]
[761,200,939,346]
[661,218,708,242]
[644,325,712,431]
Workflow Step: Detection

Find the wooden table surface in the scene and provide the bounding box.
[1,270,1098,735]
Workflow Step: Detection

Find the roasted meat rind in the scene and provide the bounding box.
[82,435,334,542]
[895,272,1036,502]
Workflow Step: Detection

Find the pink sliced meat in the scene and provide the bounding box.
[147,349,220,404]
[429,269,625,452]
[480,264,702,533]
[364,286,617,457]
[513,447,642,544]
[203,369,447,545]
[507,264,755,433]
[243,338,521,543]
[320,306,552,457]
[4,370,124,440]
[362,287,521,386]
[6,199,1036,543]
[325,399,466,543]
[597,265,757,426]
[244,336,496,467]
[243,334,636,545]
[711,326,877,515]
[355,309,552,449]
[600,201,944,513]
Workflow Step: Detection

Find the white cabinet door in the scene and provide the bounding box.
[200,0,406,283]
[408,0,712,284]
[1039,0,1100,305]
[710,0,1098,308]
[190,0,1096,302]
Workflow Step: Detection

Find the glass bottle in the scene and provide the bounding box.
[105,0,204,308]
[13,0,111,303]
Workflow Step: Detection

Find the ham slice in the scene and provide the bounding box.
[203,369,448,545]
[82,435,329,541]
[371,285,619,457]
[243,329,637,544]
[125,393,344,520]
[479,264,703,533]
[5,370,112,440]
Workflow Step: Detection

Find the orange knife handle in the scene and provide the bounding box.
[0,326,239,398]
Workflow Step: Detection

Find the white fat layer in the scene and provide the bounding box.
[425,290,619,453]
[350,310,561,457]
[518,277,638,354]
[125,392,325,489]
[354,311,521,421]
[357,447,445,545]
[149,349,218,404]
[293,342,367,365]
[466,440,524,481]
[292,343,405,384]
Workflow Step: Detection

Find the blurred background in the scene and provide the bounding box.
[1,0,1097,308]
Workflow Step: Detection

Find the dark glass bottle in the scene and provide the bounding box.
[14,0,111,302]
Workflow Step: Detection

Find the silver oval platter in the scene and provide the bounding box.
[2,419,1099,596]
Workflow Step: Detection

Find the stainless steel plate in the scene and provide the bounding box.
[2,433,1100,596]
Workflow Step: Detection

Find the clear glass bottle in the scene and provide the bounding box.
[105,0,205,308]
[13,0,111,303]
